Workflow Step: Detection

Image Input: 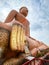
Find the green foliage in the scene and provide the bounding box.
[36,48,49,57]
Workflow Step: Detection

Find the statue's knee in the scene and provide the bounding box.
[10,10,17,14]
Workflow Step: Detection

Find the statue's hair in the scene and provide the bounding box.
[19,7,28,12]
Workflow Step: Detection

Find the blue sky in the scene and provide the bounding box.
[0,0,49,46]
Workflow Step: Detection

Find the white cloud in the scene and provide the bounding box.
[30,29,49,46]
[0,0,49,46]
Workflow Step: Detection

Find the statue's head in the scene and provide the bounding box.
[19,7,28,17]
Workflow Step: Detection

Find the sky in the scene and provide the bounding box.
[0,0,49,46]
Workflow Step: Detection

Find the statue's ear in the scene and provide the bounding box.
[19,7,28,17]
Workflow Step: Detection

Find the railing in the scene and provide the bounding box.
[23,58,49,65]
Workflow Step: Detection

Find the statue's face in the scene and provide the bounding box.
[19,7,28,17]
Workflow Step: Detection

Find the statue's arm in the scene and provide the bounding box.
[5,10,17,23]
[4,10,28,24]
